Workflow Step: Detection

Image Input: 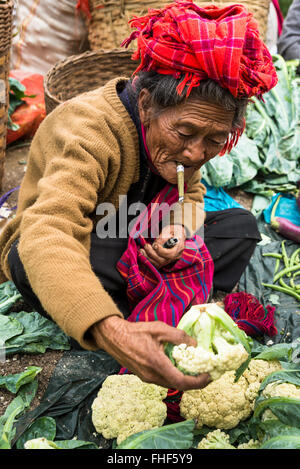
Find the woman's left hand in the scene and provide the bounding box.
[140,224,186,269]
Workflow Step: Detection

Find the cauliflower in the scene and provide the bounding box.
[197,430,260,450]
[261,381,300,421]
[197,429,235,449]
[24,438,56,449]
[91,374,168,444]
[244,359,282,410]
[180,359,282,430]
[166,303,251,381]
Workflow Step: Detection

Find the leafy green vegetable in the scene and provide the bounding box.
[251,340,300,362]
[0,281,22,315]
[0,366,42,393]
[24,437,98,449]
[3,311,70,355]
[260,434,300,449]
[8,77,35,131]
[0,315,23,343]
[116,420,195,449]
[0,379,38,449]
[16,417,57,449]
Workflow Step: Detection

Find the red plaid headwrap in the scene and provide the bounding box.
[122,1,278,153]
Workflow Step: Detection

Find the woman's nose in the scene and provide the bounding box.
[182,139,205,164]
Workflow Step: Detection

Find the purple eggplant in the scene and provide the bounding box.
[271,217,300,244]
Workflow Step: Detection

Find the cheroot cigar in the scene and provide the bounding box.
[176,163,184,203]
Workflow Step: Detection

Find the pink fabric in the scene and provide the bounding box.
[117,183,214,326]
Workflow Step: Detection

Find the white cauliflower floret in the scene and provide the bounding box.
[180,359,283,430]
[197,429,235,449]
[91,374,168,444]
[172,344,218,378]
[244,359,282,409]
[180,371,252,429]
[166,304,251,381]
[197,430,260,450]
[237,439,261,449]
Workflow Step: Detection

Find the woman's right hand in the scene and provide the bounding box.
[90,315,211,391]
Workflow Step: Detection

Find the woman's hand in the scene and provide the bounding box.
[91,315,211,391]
[140,224,186,269]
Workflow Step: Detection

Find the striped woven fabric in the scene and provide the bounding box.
[122,1,278,100]
[116,183,214,326]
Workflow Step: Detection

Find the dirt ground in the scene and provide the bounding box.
[0,141,253,418]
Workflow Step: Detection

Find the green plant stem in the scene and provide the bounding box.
[262,283,300,302]
[263,253,283,259]
[273,265,300,283]
[281,241,290,276]
[290,248,300,267]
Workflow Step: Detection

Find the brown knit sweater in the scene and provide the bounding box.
[0,77,206,349]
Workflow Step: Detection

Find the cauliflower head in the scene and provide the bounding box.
[180,370,252,429]
[261,381,300,421]
[166,303,251,381]
[180,359,282,430]
[91,374,168,444]
[197,429,235,449]
[243,359,282,409]
[197,429,260,450]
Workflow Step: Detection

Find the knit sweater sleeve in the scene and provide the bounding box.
[17,98,128,350]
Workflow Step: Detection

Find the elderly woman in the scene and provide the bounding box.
[0,2,277,390]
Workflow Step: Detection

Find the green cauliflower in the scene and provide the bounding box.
[166,303,251,381]
[91,374,168,444]
[197,430,260,449]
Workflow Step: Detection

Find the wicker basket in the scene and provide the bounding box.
[44,49,137,114]
[0,0,13,191]
[86,0,271,51]
[195,1,271,40]
[86,0,172,51]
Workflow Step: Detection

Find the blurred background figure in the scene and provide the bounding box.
[277,0,300,61]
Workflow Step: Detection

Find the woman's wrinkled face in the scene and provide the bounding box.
[138,89,235,184]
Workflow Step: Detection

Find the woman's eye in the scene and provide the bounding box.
[208,139,225,146]
[177,130,193,138]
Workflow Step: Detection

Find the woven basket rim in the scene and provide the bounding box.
[43,48,133,108]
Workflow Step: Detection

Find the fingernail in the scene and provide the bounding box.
[153,244,158,250]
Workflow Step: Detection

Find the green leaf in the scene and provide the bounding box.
[0,379,38,449]
[16,417,57,449]
[0,405,23,449]
[0,314,23,343]
[260,434,300,449]
[52,439,98,449]
[4,311,70,354]
[259,368,300,393]
[116,420,195,449]
[252,341,297,361]
[254,396,300,428]
[0,366,42,394]
[0,281,23,315]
